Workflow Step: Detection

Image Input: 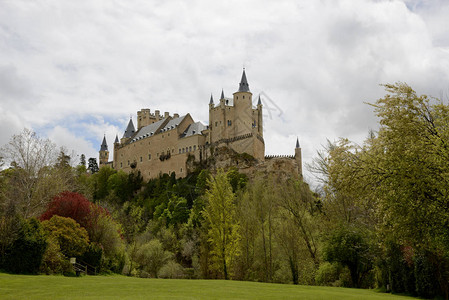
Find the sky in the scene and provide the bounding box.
[1,0,449,185]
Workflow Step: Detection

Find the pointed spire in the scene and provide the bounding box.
[209,93,214,104]
[238,68,250,92]
[220,89,225,100]
[257,95,262,106]
[114,134,119,144]
[296,137,300,148]
[100,135,108,151]
[123,118,136,138]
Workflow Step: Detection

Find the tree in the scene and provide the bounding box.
[310,83,449,296]
[40,191,93,229]
[323,226,374,288]
[135,239,172,278]
[277,179,321,267]
[202,169,240,279]
[1,218,47,274]
[80,154,86,167]
[0,129,60,218]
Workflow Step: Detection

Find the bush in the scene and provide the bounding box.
[158,260,184,278]
[135,239,172,278]
[315,262,340,286]
[2,218,47,274]
[42,215,89,258]
[40,236,71,275]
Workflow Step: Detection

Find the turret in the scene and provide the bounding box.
[121,118,136,144]
[209,94,214,109]
[99,135,109,166]
[233,69,253,136]
[220,89,225,107]
[295,137,302,177]
[113,134,119,168]
[257,95,263,137]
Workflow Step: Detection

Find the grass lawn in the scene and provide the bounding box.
[0,273,416,300]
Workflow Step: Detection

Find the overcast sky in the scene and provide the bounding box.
[1,0,449,184]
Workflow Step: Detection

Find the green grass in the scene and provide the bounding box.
[0,273,416,300]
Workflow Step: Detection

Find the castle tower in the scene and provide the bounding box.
[113,134,119,168]
[121,118,136,144]
[233,69,253,136]
[295,137,302,177]
[257,95,263,137]
[99,135,109,166]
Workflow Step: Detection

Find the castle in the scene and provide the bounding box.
[99,70,302,180]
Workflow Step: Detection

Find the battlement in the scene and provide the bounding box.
[137,108,179,130]
[265,155,295,159]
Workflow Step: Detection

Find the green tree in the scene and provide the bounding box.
[1,218,47,274]
[202,169,240,280]
[79,154,86,167]
[135,239,172,278]
[323,226,374,288]
[310,83,449,295]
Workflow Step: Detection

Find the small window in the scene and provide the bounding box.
[157,153,159,157]
[228,120,232,126]
[127,160,130,166]
[179,149,181,154]
[120,162,123,168]
[243,95,245,99]
[148,154,151,160]
[193,145,196,151]
[180,167,183,173]
[168,133,170,136]
[215,122,218,127]
[140,157,142,162]
[189,146,192,152]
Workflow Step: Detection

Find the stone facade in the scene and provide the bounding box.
[99,70,302,180]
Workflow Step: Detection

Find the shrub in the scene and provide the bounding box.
[315,262,340,286]
[158,260,184,278]
[42,215,89,258]
[40,236,71,275]
[135,239,173,278]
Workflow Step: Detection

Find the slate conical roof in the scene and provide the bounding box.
[123,118,136,138]
[209,94,214,104]
[296,137,300,148]
[100,135,108,151]
[220,89,225,100]
[257,95,262,106]
[237,69,250,92]
[114,134,119,144]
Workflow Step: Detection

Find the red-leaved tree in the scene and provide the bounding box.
[40,191,97,229]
